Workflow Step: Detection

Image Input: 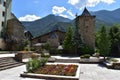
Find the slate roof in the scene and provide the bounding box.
[49,32,58,39]
[81,7,91,16]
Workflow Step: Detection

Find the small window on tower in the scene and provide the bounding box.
[3,1,6,6]
[2,21,4,27]
[2,11,5,17]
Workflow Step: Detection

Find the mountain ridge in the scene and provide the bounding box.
[22,8,120,38]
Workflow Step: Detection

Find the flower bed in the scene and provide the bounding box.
[33,64,77,76]
[21,63,79,80]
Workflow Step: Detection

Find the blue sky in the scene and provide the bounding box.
[12,0,120,21]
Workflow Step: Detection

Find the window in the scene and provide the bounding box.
[0,0,3,4]
[2,11,5,17]
[3,1,6,6]
[2,21,4,27]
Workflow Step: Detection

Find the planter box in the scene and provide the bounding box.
[113,63,120,69]
[21,63,80,80]
[15,51,32,62]
[80,57,100,63]
[103,62,120,69]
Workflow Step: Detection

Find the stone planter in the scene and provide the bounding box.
[21,63,80,80]
[15,51,32,62]
[80,57,100,63]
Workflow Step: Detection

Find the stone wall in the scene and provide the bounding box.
[78,16,95,48]
[5,16,25,50]
[0,38,6,50]
[32,30,65,44]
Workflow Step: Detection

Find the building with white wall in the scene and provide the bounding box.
[0,0,12,49]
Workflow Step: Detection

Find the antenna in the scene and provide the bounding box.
[85,0,87,8]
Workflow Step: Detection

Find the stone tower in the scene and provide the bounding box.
[77,7,95,48]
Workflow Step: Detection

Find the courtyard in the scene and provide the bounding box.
[0,63,120,80]
[0,54,120,80]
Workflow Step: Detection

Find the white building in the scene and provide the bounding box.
[0,0,12,49]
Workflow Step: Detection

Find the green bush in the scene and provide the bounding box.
[26,59,40,72]
[26,58,48,72]
[80,54,91,59]
[42,42,50,51]
[80,44,94,54]
[30,47,36,51]
[107,58,118,62]
[40,58,48,66]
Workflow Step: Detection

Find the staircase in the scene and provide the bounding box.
[0,57,24,71]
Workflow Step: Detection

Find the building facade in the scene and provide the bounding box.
[0,0,25,50]
[77,7,95,48]
[0,0,12,35]
[32,30,66,45]
[0,0,12,49]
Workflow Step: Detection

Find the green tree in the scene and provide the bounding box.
[97,25,111,60]
[72,14,83,54]
[109,24,120,55]
[62,27,74,50]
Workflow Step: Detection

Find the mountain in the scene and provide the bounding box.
[22,8,120,37]
[91,8,120,29]
[22,14,73,37]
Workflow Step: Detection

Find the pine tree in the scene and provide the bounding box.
[62,27,74,50]
[97,25,111,60]
[109,24,120,54]
[72,14,83,53]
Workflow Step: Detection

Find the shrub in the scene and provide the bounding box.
[40,58,48,66]
[42,42,50,51]
[107,58,118,63]
[30,47,36,51]
[80,44,94,54]
[26,59,40,72]
[80,54,91,59]
[26,58,48,72]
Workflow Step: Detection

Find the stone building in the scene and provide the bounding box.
[0,0,25,50]
[0,0,12,49]
[77,7,95,48]
[5,14,25,50]
[32,30,66,45]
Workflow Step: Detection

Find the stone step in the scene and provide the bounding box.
[0,57,24,71]
[0,58,16,63]
[0,62,20,67]
[0,63,24,71]
[0,60,17,65]
[0,57,13,60]
[0,59,15,63]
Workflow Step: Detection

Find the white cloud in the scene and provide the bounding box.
[52,6,75,19]
[52,6,67,14]
[59,14,68,18]
[68,0,79,5]
[67,10,75,18]
[68,0,115,9]
[19,15,41,21]
[101,0,115,4]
